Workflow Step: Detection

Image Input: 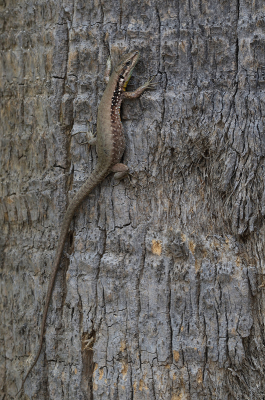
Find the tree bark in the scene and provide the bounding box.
[1,0,265,399]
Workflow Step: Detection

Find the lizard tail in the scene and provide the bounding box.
[17,165,109,396]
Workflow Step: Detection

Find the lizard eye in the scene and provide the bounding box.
[119,74,124,79]
[126,61,131,66]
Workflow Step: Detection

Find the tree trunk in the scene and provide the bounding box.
[1,0,265,399]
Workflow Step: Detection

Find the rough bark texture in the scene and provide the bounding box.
[1,0,265,399]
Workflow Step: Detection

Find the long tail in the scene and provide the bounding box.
[17,165,109,395]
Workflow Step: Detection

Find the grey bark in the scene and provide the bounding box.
[1,0,265,399]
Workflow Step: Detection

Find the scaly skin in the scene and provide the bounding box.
[17,50,153,395]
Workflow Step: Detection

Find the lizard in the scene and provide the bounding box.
[17,50,154,395]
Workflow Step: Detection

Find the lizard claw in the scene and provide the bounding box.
[86,128,97,146]
[71,123,97,146]
[143,75,157,90]
[85,121,97,146]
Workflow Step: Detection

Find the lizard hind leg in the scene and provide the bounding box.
[111,163,129,181]
[71,124,97,146]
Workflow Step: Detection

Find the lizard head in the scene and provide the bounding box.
[115,50,140,89]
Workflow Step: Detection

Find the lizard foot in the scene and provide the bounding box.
[86,127,97,146]
[143,75,157,90]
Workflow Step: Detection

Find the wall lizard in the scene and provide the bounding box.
[18,50,154,394]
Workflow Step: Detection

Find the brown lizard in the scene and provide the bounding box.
[18,50,154,394]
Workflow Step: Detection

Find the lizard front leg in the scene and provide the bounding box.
[122,77,156,99]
